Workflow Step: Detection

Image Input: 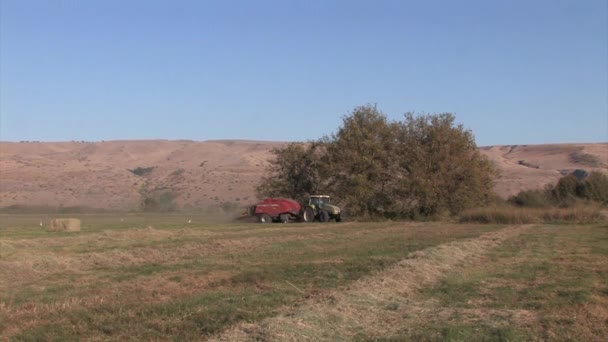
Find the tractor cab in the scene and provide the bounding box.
[308,195,331,208]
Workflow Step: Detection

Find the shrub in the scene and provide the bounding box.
[158,192,177,212]
[128,166,155,177]
[552,174,580,202]
[141,192,177,212]
[517,160,539,169]
[569,151,603,167]
[170,169,185,177]
[141,197,159,212]
[508,189,550,207]
[578,171,608,204]
[510,171,608,209]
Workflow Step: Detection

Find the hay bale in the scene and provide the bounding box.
[48,218,81,232]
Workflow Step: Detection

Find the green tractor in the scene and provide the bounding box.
[302,195,342,223]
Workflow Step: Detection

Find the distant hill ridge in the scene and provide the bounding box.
[1,140,606,210]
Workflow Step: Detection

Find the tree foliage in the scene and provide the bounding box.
[510,171,608,207]
[323,105,399,217]
[257,104,496,218]
[580,171,608,204]
[256,142,325,204]
[392,112,495,217]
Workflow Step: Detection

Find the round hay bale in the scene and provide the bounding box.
[48,218,81,232]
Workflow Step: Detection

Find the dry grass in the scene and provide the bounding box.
[48,218,81,232]
[212,223,608,341]
[210,225,529,341]
[419,224,608,341]
[459,205,606,224]
[0,217,496,340]
[3,214,605,341]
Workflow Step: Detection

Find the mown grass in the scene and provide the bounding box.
[407,224,608,341]
[0,215,497,340]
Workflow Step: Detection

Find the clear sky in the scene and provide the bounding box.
[1,0,606,146]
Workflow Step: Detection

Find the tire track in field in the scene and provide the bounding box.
[210,224,531,342]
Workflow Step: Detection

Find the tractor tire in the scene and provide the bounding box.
[258,214,272,223]
[279,214,290,223]
[320,211,330,223]
[303,207,315,223]
[335,213,342,222]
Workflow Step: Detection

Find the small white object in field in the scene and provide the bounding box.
[188,219,192,224]
[39,221,43,227]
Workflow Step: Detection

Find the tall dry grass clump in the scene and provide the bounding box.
[464,170,608,224]
[459,205,605,224]
[48,218,81,232]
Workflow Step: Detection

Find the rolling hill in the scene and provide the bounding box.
[0,140,606,211]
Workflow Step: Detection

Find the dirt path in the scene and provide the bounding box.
[210,225,531,341]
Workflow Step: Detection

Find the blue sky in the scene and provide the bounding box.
[1,0,606,146]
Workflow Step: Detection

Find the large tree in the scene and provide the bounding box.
[256,105,496,218]
[255,142,325,204]
[323,105,400,217]
[391,113,495,216]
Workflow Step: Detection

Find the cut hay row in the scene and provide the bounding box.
[0,222,499,340]
[210,225,530,341]
[0,223,409,289]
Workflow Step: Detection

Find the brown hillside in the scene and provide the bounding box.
[0,141,606,210]
[480,143,607,197]
[0,140,283,210]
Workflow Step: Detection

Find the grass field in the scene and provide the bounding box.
[0,214,606,341]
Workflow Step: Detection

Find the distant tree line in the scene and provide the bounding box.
[256,105,495,219]
[510,171,608,208]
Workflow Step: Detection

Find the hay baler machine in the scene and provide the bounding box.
[243,195,342,223]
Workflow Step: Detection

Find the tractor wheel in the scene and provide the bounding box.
[279,214,290,223]
[303,207,315,222]
[320,211,330,223]
[258,214,272,223]
[335,213,342,222]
